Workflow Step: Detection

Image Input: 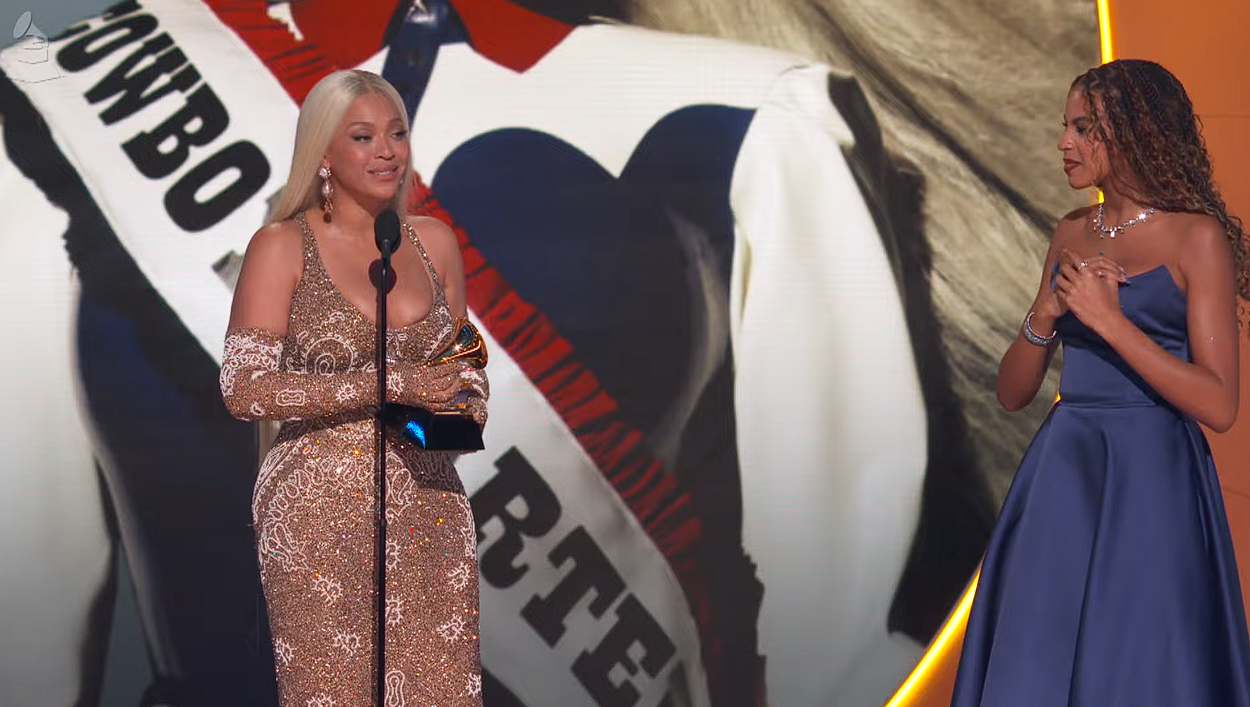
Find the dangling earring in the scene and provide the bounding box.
[318,165,334,223]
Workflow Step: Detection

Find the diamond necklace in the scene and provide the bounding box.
[1095,202,1156,239]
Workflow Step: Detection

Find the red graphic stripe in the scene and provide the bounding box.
[444,0,573,72]
[408,179,719,670]
[202,0,334,103]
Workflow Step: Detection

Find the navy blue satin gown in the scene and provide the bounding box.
[952,265,1250,706]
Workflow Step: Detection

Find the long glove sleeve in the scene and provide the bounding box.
[220,327,376,421]
[220,327,466,421]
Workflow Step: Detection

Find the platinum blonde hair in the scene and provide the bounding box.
[267,69,412,224]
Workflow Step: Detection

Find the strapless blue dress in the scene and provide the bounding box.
[951,265,1250,706]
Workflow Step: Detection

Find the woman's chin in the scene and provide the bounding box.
[347,189,400,212]
[1065,174,1093,191]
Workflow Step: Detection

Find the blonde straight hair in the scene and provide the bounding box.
[267,69,412,225]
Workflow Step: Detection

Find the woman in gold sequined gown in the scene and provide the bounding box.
[219,70,487,706]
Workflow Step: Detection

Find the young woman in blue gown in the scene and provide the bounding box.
[951,58,1250,706]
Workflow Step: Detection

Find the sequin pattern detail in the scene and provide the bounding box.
[234,212,482,706]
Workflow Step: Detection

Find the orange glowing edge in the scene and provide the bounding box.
[882,573,979,707]
[1097,0,1115,65]
[880,6,1112,705]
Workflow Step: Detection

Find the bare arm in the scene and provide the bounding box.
[226,222,303,336]
[1070,219,1240,431]
[997,226,1068,411]
[409,216,468,318]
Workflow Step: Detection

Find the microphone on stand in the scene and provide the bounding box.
[372,208,401,706]
[375,209,402,259]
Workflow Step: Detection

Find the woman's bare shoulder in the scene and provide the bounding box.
[235,218,306,288]
[406,215,460,267]
[1046,204,1095,252]
[406,214,456,244]
[1172,211,1225,242]
[250,217,303,246]
[1172,212,1232,275]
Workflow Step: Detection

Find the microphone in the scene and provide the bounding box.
[370,207,401,700]
[374,209,402,259]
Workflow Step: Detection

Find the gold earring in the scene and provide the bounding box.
[318,165,334,222]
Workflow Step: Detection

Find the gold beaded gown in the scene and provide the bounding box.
[220,212,483,706]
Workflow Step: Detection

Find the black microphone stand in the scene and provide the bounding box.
[372,211,401,706]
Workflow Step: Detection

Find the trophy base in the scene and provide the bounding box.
[382,403,484,452]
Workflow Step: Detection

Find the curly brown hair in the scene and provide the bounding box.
[1073,59,1250,300]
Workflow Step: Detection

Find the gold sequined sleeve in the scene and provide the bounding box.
[219,327,376,421]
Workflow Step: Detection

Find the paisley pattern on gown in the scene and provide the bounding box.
[222,212,483,706]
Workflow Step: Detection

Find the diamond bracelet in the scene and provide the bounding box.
[1023,311,1057,347]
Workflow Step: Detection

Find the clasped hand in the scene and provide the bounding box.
[386,359,464,407]
[1052,248,1129,333]
[386,359,489,425]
